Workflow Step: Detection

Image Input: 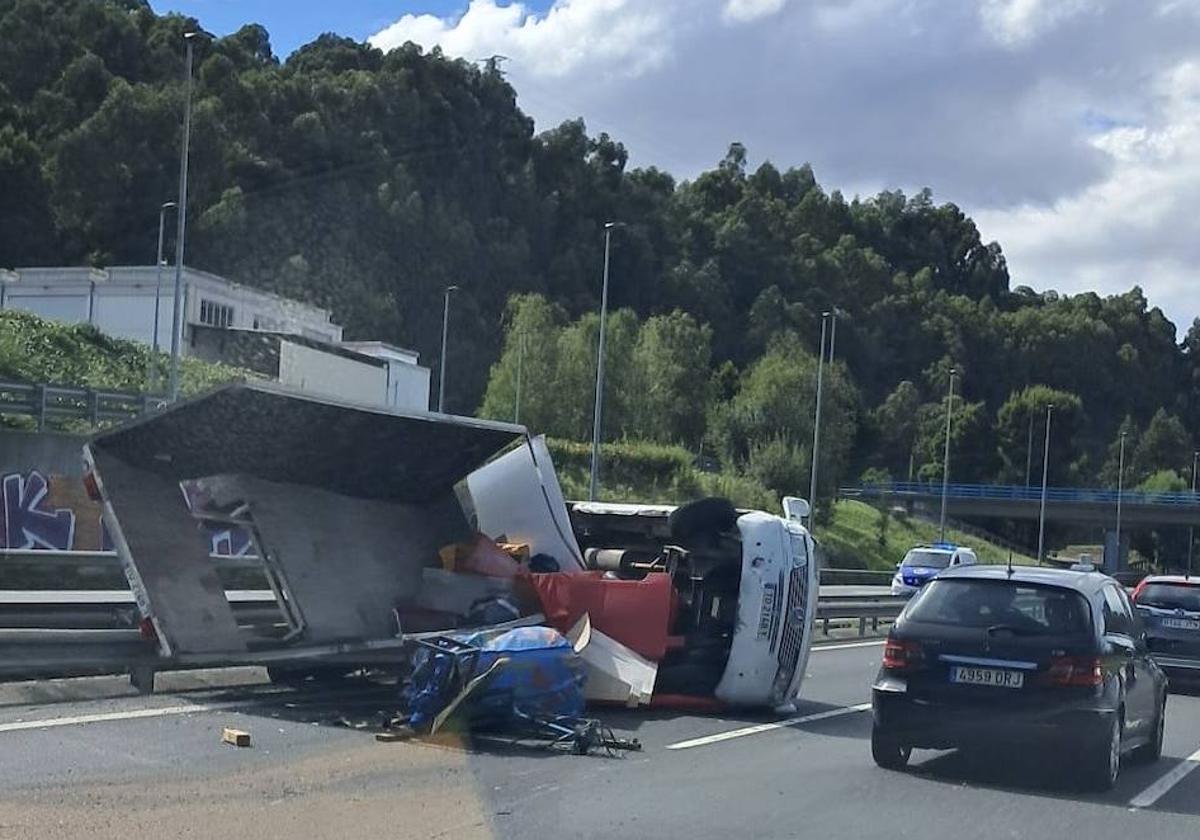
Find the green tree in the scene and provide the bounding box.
[994,386,1086,485]
[628,310,712,447]
[1133,409,1192,482]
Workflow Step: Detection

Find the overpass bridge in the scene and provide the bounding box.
[842,482,1200,527]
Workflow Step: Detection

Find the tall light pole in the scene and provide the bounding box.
[938,367,957,542]
[1114,431,1127,568]
[150,201,176,392]
[437,284,458,412]
[1189,449,1199,578]
[168,31,201,403]
[1036,404,1054,565]
[589,222,622,501]
[808,312,831,512]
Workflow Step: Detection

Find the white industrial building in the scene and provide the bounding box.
[0,265,431,410]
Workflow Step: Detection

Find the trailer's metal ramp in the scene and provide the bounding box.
[86,382,527,660]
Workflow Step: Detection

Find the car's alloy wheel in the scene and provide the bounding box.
[871,726,912,770]
[1134,696,1166,764]
[1087,714,1122,791]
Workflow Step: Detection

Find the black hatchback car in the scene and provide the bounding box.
[871,565,1167,790]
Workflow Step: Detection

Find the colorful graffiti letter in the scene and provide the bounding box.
[1,471,76,550]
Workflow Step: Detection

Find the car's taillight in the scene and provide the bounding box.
[882,638,925,671]
[1042,655,1103,687]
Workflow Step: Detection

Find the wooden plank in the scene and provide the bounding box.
[221,727,250,747]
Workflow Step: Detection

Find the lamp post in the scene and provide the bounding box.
[808,311,831,513]
[168,31,202,402]
[150,201,176,391]
[437,284,458,412]
[588,221,622,501]
[1036,405,1054,564]
[938,368,957,542]
[1115,431,1127,568]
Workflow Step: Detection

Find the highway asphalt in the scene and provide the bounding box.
[2,642,1200,839]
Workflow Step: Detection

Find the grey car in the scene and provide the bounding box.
[1133,576,1200,683]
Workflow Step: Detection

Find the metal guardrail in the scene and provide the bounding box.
[0,558,905,682]
[846,481,1200,507]
[0,380,162,430]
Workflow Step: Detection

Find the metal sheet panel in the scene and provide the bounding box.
[90,450,246,655]
[89,381,525,504]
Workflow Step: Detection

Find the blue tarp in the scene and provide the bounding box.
[407,626,586,731]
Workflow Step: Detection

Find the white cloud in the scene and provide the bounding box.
[722,0,787,24]
[371,0,1200,329]
[976,60,1200,331]
[369,0,674,79]
[977,0,1099,46]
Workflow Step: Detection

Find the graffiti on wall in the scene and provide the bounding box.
[1,470,81,550]
[0,469,254,555]
[180,480,254,557]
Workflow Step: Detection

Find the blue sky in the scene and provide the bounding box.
[149,1,552,57]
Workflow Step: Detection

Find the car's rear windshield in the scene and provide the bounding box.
[1136,582,1200,612]
[903,550,953,569]
[906,580,1091,636]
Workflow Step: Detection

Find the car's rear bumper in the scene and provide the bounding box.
[872,681,1113,750]
[1151,654,1200,680]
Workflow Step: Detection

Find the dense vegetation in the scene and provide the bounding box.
[3,0,1200,560]
[0,309,245,427]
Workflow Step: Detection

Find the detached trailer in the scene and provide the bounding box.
[83,382,818,710]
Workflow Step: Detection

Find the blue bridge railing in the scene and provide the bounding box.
[844,481,1200,507]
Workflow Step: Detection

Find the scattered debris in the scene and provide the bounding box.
[222,727,251,747]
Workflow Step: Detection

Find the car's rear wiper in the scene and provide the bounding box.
[984,623,1035,637]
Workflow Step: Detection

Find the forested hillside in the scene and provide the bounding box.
[2,0,1199,519]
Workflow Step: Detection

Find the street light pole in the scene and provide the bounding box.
[1189,450,1199,579]
[1115,431,1127,568]
[939,368,957,542]
[1036,404,1054,565]
[150,201,176,392]
[589,222,621,501]
[168,32,199,403]
[808,312,830,513]
[437,284,458,412]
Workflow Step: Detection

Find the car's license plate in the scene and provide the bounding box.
[950,666,1024,688]
[1161,617,1200,631]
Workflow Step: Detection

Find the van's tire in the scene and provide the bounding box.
[1083,712,1122,791]
[669,497,738,542]
[1132,695,1165,764]
[871,725,912,770]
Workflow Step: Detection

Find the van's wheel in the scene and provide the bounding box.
[871,725,912,770]
[1133,695,1166,764]
[1084,712,1122,790]
[668,497,738,542]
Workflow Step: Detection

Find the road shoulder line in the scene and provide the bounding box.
[1130,746,1200,808]
[665,702,871,750]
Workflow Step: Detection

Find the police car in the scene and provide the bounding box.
[890,543,978,597]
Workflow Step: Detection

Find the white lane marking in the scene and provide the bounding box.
[1129,746,1200,808]
[812,640,885,651]
[0,701,245,734]
[666,702,872,750]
